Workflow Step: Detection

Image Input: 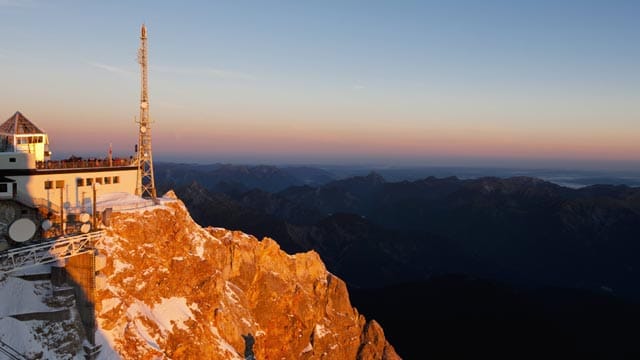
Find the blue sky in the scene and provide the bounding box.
[1,0,639,169]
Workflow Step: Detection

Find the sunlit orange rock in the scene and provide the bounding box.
[95,191,400,359]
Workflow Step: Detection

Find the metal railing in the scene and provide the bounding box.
[35,157,135,170]
[0,338,27,360]
[13,193,61,214]
[0,231,105,274]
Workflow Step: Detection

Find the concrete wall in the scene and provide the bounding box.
[66,252,96,345]
[0,152,35,170]
[10,168,137,211]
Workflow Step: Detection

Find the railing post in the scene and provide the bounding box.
[92,185,97,230]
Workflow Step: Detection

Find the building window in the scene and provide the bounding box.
[44,181,53,190]
[77,178,85,187]
[86,178,93,186]
[104,177,112,184]
[55,180,64,189]
[0,184,7,193]
[113,176,120,184]
[9,157,16,163]
[95,177,103,184]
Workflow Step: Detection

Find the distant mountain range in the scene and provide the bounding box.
[155,161,640,190]
[156,163,640,298]
[155,162,640,359]
[155,162,336,193]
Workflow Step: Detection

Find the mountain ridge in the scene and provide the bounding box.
[94,191,400,359]
[165,173,640,300]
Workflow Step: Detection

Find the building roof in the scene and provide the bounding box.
[0,111,46,135]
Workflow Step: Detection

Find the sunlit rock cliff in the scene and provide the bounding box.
[95,191,400,359]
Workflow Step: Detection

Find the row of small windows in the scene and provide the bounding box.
[78,176,120,186]
[44,176,120,190]
[16,136,45,144]
[44,180,65,189]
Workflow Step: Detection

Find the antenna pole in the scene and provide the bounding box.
[135,23,157,199]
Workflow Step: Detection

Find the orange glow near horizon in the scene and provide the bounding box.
[1,99,636,169]
[9,106,638,167]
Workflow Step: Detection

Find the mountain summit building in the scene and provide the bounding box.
[0,24,156,245]
[0,111,51,162]
[0,111,137,223]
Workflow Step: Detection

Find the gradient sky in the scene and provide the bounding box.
[1,0,639,169]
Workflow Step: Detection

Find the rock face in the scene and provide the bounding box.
[95,192,400,359]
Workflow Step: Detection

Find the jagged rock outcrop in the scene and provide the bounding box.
[95,192,400,359]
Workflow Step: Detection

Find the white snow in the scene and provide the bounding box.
[189,302,200,313]
[193,233,206,258]
[95,192,177,213]
[134,318,161,350]
[127,297,195,336]
[241,317,252,327]
[216,337,243,360]
[94,329,123,360]
[151,297,194,331]
[100,298,121,314]
[225,281,242,305]
[0,276,58,316]
[0,278,87,359]
[0,317,49,358]
[301,342,313,354]
[209,326,243,360]
[112,259,132,273]
[314,323,330,338]
[115,297,198,355]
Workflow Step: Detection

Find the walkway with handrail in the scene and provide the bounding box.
[35,158,135,170]
[0,231,105,274]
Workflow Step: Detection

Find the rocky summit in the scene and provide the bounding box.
[94,191,399,359]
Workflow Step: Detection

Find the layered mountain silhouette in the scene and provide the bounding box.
[155,162,335,194]
[158,167,640,298]
[155,163,640,358]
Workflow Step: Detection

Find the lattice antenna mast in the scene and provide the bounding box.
[135,24,157,199]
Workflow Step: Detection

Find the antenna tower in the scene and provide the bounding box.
[135,24,157,199]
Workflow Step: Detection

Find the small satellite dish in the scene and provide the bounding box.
[78,213,91,223]
[140,126,147,133]
[80,223,91,234]
[140,101,148,110]
[8,218,37,243]
[41,219,53,231]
